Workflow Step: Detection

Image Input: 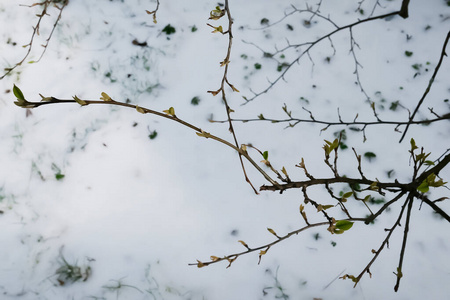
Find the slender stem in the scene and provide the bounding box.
[413,192,450,222]
[365,191,407,224]
[245,8,406,103]
[354,196,410,286]
[261,176,410,192]
[215,0,275,193]
[394,194,414,291]
[399,30,450,142]
[190,217,367,268]
[1,1,68,80]
[210,114,450,128]
[18,97,279,186]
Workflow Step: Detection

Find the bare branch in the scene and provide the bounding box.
[349,196,411,287]
[210,110,450,137]
[1,1,68,80]
[399,30,450,142]
[189,218,367,268]
[394,194,414,291]
[243,5,408,103]
[14,95,279,187]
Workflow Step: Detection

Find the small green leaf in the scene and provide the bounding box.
[323,139,339,156]
[210,25,223,33]
[162,24,176,35]
[262,151,269,160]
[163,107,175,116]
[364,152,376,162]
[332,139,339,149]
[13,84,25,101]
[412,63,422,70]
[267,228,279,237]
[196,130,210,138]
[100,92,111,101]
[238,240,250,249]
[209,6,225,20]
[430,178,446,188]
[410,138,418,151]
[196,260,205,268]
[417,180,429,193]
[281,166,288,177]
[419,173,447,191]
[370,198,385,205]
[342,191,353,198]
[73,95,87,106]
[335,220,354,231]
[404,51,413,57]
[389,101,399,111]
[136,106,146,114]
[191,96,200,105]
[254,63,262,70]
[148,130,158,140]
[55,173,65,181]
[387,169,395,178]
[341,274,359,283]
[321,205,334,210]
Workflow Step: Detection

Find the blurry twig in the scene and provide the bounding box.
[1,1,68,80]
[399,30,450,143]
[13,94,279,188]
[146,0,160,24]
[243,0,410,103]
[207,0,270,193]
[210,105,450,140]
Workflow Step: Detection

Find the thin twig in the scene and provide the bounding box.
[399,30,450,142]
[1,1,68,80]
[394,194,414,291]
[210,111,449,130]
[190,218,367,268]
[244,6,408,103]
[209,0,277,193]
[351,196,411,286]
[14,96,279,186]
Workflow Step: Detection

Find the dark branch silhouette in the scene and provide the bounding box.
[399,30,450,142]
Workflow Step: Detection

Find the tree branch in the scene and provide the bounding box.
[399,30,450,142]
[244,5,408,103]
[394,194,414,291]
[14,96,279,187]
[190,218,367,268]
[349,196,411,287]
[210,111,450,131]
[260,176,409,193]
[414,192,450,222]
[1,1,68,80]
